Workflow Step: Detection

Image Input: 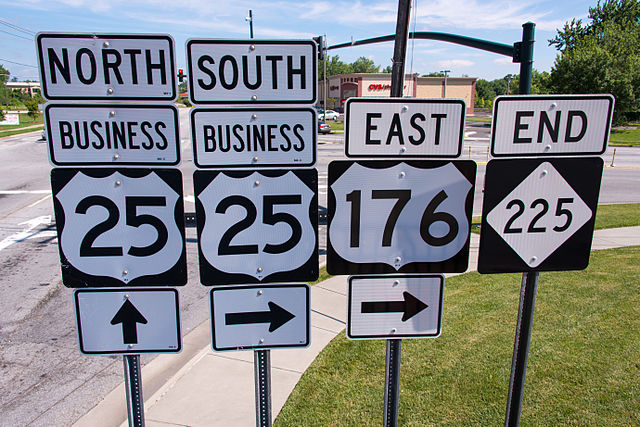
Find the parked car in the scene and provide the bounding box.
[319,110,339,121]
[318,121,331,134]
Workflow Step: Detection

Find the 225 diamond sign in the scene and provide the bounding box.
[478,157,604,273]
[327,160,476,275]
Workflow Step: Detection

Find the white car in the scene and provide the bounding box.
[319,110,339,121]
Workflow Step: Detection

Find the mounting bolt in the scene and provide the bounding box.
[109,110,116,117]
[257,267,263,273]
[107,87,114,95]
[257,290,263,296]
[124,294,130,299]
[103,41,110,48]
[250,45,256,51]
[128,344,134,349]
[251,95,258,101]
[391,328,397,333]
[530,256,538,264]
[123,270,128,275]
[254,180,260,186]
[400,147,406,153]
[402,105,409,112]
[259,338,264,343]
[399,171,406,178]
[541,169,548,177]
[393,280,400,286]
[252,156,259,163]
[395,256,402,263]
[550,103,557,110]
[113,153,120,160]
[544,144,551,151]
[115,180,121,186]
[252,114,258,120]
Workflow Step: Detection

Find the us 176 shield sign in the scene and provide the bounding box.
[327,160,476,275]
[195,169,318,285]
[51,168,187,287]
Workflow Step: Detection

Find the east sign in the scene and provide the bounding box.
[345,98,465,158]
[186,39,317,104]
[36,33,177,100]
[491,94,615,157]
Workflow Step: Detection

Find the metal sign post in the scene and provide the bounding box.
[384,0,411,425]
[124,354,145,427]
[254,349,272,427]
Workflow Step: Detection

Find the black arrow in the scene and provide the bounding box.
[225,302,295,332]
[361,291,428,321]
[110,299,148,344]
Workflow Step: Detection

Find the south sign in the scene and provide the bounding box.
[187,39,317,104]
[345,98,465,158]
[37,33,177,100]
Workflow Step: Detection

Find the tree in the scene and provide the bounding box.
[549,0,640,122]
[351,57,380,73]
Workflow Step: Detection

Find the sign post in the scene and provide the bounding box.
[124,354,145,427]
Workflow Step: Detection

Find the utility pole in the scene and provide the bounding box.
[245,10,254,39]
[440,69,450,98]
[323,35,327,111]
[0,73,8,111]
[505,74,513,95]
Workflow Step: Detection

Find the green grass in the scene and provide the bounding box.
[471,203,640,234]
[309,265,330,286]
[277,246,640,426]
[609,126,640,146]
[466,117,492,123]
[325,121,344,132]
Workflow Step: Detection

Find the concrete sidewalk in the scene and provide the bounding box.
[74,226,640,427]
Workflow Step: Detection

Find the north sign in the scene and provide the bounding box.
[190,107,316,168]
[491,95,615,157]
[45,104,180,166]
[345,98,465,158]
[51,168,187,287]
[37,33,176,100]
[347,274,443,340]
[327,160,475,275]
[187,39,317,104]
[195,169,318,285]
[210,284,310,351]
[478,157,603,273]
[74,288,181,354]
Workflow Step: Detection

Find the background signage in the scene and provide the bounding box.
[51,168,187,287]
[190,107,316,168]
[327,160,475,275]
[347,274,443,340]
[74,288,181,354]
[210,284,310,351]
[345,98,465,158]
[491,95,614,157]
[36,33,177,100]
[45,104,180,166]
[195,169,318,285]
[187,39,317,104]
[478,157,604,273]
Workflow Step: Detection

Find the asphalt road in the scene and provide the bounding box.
[0,110,639,425]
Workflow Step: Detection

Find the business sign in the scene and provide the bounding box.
[51,168,187,287]
[195,169,318,285]
[478,157,603,273]
[186,39,316,104]
[347,274,443,340]
[74,288,181,354]
[345,98,465,158]
[190,107,316,168]
[327,160,475,275]
[491,95,615,157]
[0,113,19,125]
[210,284,310,351]
[44,104,180,166]
[36,33,176,100]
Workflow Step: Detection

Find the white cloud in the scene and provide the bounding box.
[437,59,475,69]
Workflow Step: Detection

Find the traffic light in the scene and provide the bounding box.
[313,36,324,60]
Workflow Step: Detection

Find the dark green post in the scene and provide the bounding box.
[518,22,535,94]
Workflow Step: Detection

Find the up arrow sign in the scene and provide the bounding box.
[225,302,295,332]
[111,299,148,344]
[361,291,428,321]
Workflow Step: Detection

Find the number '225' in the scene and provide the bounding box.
[504,197,574,234]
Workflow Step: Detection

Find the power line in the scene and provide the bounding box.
[0,29,33,41]
[0,58,38,68]
[0,19,35,36]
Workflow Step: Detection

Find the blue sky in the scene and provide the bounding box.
[1,0,593,83]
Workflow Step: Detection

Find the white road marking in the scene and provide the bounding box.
[0,215,52,252]
[0,190,50,195]
[27,194,52,208]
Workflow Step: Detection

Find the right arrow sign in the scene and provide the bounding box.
[348,274,444,340]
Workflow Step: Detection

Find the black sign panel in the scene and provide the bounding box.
[195,169,318,285]
[327,160,476,275]
[478,157,603,273]
[51,168,187,287]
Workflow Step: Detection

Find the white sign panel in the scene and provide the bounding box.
[74,288,181,354]
[195,169,318,284]
[347,274,443,340]
[0,113,19,125]
[327,161,475,275]
[190,107,316,168]
[345,98,465,158]
[210,284,310,351]
[491,94,615,156]
[36,33,176,100]
[45,104,180,166]
[51,168,187,287]
[187,39,317,104]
